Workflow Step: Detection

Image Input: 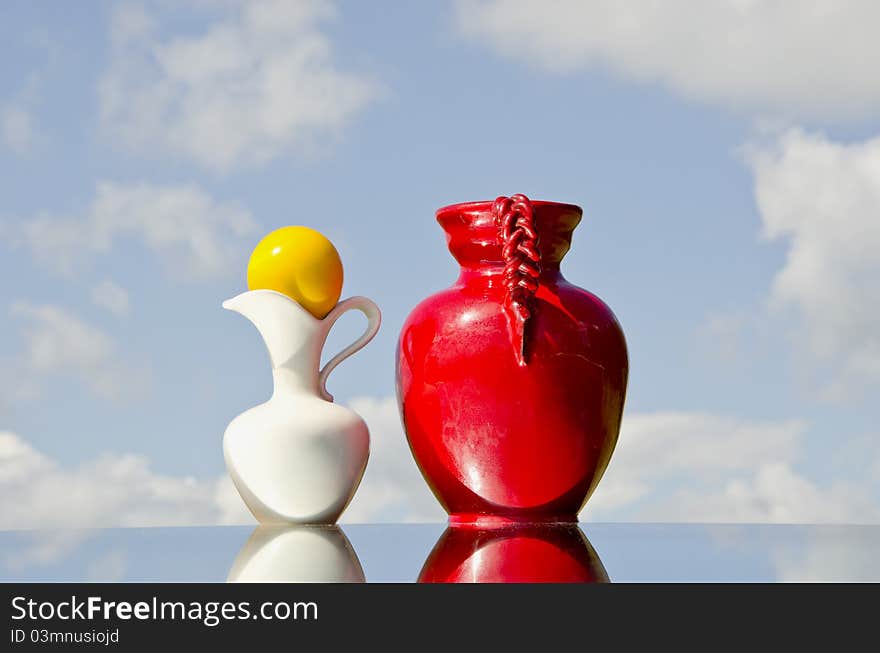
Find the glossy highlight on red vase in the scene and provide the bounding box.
[419,524,609,583]
[396,196,628,524]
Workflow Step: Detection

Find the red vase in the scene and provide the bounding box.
[418,525,609,583]
[396,195,628,525]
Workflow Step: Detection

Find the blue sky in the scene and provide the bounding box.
[1,0,878,530]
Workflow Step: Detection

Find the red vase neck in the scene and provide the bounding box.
[436,199,582,274]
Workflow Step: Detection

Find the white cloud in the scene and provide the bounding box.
[746,128,880,398]
[586,411,824,521]
[17,181,258,278]
[84,550,129,582]
[589,411,879,523]
[2,530,93,572]
[90,280,130,317]
[700,525,880,581]
[1,104,36,154]
[771,527,880,581]
[4,400,875,532]
[6,302,147,403]
[0,395,443,533]
[1,66,43,155]
[455,0,880,120]
[99,0,380,172]
[0,430,248,531]
[670,462,879,523]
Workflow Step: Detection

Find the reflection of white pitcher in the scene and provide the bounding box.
[227,525,365,583]
[222,289,381,524]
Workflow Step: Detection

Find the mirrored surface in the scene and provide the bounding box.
[227,526,365,583]
[420,525,607,583]
[1,523,878,582]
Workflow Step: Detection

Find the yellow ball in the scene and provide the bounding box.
[247,226,344,318]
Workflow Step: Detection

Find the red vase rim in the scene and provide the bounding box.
[436,199,582,220]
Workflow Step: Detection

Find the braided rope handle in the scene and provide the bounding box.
[493,194,541,366]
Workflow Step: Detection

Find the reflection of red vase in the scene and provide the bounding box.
[396,195,628,525]
[419,525,609,583]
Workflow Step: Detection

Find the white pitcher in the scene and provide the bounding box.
[222,289,381,524]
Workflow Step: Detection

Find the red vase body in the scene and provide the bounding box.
[396,196,628,525]
[418,525,609,583]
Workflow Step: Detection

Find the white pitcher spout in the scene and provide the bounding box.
[223,289,320,372]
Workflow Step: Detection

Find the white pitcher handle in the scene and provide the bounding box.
[319,296,382,402]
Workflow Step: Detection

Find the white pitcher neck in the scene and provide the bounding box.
[224,289,382,405]
[223,289,330,400]
[271,365,321,399]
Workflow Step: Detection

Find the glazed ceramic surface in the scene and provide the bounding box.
[397,195,628,525]
[419,525,608,583]
[227,525,365,583]
[223,290,380,524]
